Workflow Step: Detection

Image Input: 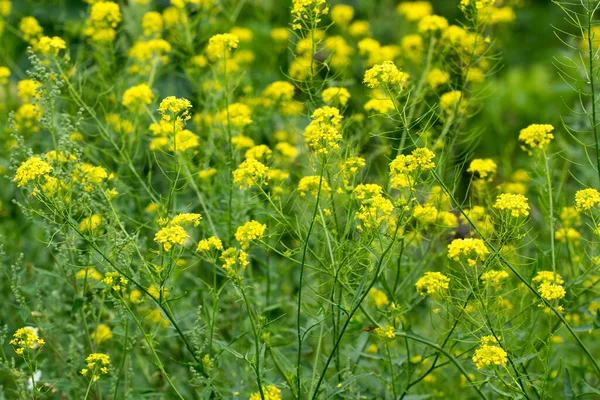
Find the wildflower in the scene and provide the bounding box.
[415,271,450,295]
[480,270,510,285]
[355,195,394,230]
[142,11,163,37]
[341,157,366,186]
[439,90,466,113]
[472,340,507,369]
[298,175,331,197]
[34,35,66,55]
[401,34,424,61]
[206,33,239,61]
[275,142,298,160]
[418,15,449,33]
[426,68,450,89]
[538,282,566,301]
[82,353,110,381]
[15,104,42,132]
[80,214,102,232]
[122,84,154,110]
[519,124,554,151]
[467,158,497,181]
[217,103,252,128]
[196,236,223,252]
[17,79,41,103]
[555,228,581,243]
[235,221,267,249]
[374,326,395,339]
[397,1,433,21]
[304,106,343,154]
[353,183,383,201]
[349,20,370,37]
[10,327,45,355]
[291,0,329,30]
[363,61,409,88]
[102,271,128,291]
[369,287,389,307]
[246,145,273,161]
[13,157,53,187]
[262,81,295,103]
[493,193,530,218]
[233,159,269,189]
[91,324,113,344]
[0,66,9,84]
[559,206,581,227]
[575,188,600,211]
[220,247,249,270]
[76,268,103,281]
[154,225,188,251]
[250,385,281,400]
[447,238,489,267]
[19,16,43,43]
[331,4,354,27]
[322,87,351,106]
[532,271,564,285]
[270,27,289,43]
[84,1,121,43]
[171,213,202,227]
[389,147,436,188]
[158,96,192,123]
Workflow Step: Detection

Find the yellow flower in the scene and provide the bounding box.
[250,385,281,400]
[397,1,433,21]
[467,158,496,181]
[518,124,554,151]
[216,103,252,127]
[493,193,530,218]
[102,271,128,291]
[369,288,389,307]
[91,324,113,344]
[142,11,163,37]
[171,213,202,227]
[415,271,450,295]
[19,16,43,43]
[10,327,44,352]
[84,353,110,381]
[389,147,436,188]
[298,175,331,197]
[291,0,329,30]
[331,4,354,27]
[80,214,102,232]
[154,225,189,251]
[439,90,466,113]
[303,106,343,154]
[84,1,121,43]
[532,271,564,285]
[355,195,394,231]
[0,66,9,84]
[122,84,154,110]
[447,238,489,267]
[363,60,409,88]
[425,68,450,89]
[206,33,239,61]
[235,221,267,249]
[322,87,351,106]
[538,281,566,301]
[233,159,269,189]
[196,236,224,252]
[418,15,448,33]
[17,79,42,103]
[575,188,600,211]
[555,228,581,243]
[262,81,295,103]
[246,145,273,161]
[76,267,103,281]
[472,342,507,369]
[270,27,290,43]
[480,270,509,285]
[349,20,370,37]
[13,157,53,187]
[158,96,192,123]
[374,326,395,339]
[34,35,67,55]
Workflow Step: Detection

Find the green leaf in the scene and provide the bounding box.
[564,369,574,400]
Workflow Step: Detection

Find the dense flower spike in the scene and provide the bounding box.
[235,220,267,249]
[493,193,530,217]
[363,60,410,88]
[415,272,450,295]
[447,238,489,267]
[13,156,52,187]
[518,124,554,151]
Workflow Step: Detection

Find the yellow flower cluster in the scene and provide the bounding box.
[331,4,354,27]
[472,338,507,369]
[426,68,450,89]
[196,236,223,252]
[91,324,113,344]
[206,33,239,61]
[34,36,67,56]
[80,214,102,232]
[154,225,188,251]
[467,158,497,181]
[303,106,343,155]
[102,271,128,291]
[262,81,295,103]
[235,220,267,249]
[250,385,281,400]
[575,188,600,211]
[480,270,509,285]
[493,193,530,218]
[532,271,564,285]
[233,158,269,189]
[374,325,395,339]
[18,79,41,103]
[158,96,192,123]
[447,238,489,267]
[341,157,366,187]
[84,1,121,43]
[538,281,566,301]
[122,83,154,110]
[363,60,409,89]
[322,87,351,106]
[298,175,331,197]
[13,156,53,187]
[10,327,45,355]
[217,103,253,128]
[439,90,466,113]
[397,1,433,21]
[355,194,394,231]
[291,0,328,30]
[518,124,554,151]
[418,15,449,33]
[415,271,450,295]
[0,66,9,84]
[389,147,436,188]
[220,247,249,270]
[19,16,43,44]
[171,213,202,227]
[81,353,110,381]
[369,287,389,307]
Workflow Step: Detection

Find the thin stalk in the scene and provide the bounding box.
[239,285,266,400]
[587,0,600,182]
